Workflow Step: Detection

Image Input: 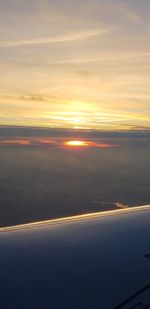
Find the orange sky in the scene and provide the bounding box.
[0,0,150,131]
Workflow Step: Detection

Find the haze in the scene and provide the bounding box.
[0,0,150,130]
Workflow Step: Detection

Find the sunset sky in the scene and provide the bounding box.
[0,0,150,130]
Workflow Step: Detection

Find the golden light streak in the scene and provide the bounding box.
[64,140,119,148]
[1,205,150,232]
[0,138,119,148]
[0,140,31,145]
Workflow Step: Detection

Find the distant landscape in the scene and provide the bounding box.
[0,126,150,227]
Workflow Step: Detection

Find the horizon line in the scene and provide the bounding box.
[0,124,150,133]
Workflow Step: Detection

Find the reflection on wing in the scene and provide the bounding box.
[0,206,150,308]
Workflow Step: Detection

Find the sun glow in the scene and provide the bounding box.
[64,140,119,148]
[64,140,90,147]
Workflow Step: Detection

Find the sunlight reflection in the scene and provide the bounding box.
[64,140,90,147]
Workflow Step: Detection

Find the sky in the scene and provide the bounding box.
[0,0,150,131]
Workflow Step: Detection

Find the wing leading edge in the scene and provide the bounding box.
[0,206,150,308]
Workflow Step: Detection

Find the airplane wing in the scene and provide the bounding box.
[0,206,150,308]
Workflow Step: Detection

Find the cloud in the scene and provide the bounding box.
[0,136,119,149]
[0,28,108,48]
[0,139,31,145]
[0,0,149,131]
[116,2,141,23]
[21,96,46,102]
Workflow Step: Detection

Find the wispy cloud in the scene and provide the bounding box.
[20,96,46,102]
[0,0,149,131]
[116,2,141,23]
[0,28,108,48]
[0,137,119,148]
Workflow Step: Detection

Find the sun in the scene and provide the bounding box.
[64,140,89,147]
